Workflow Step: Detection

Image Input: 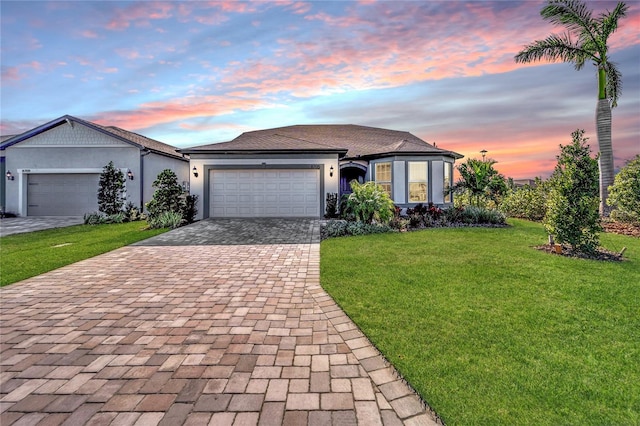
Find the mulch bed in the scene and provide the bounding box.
[535,244,624,262]
[534,219,638,262]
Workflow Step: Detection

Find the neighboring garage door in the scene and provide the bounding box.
[210,169,320,217]
[28,174,100,216]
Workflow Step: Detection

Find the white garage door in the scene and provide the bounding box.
[210,169,320,217]
[28,174,100,216]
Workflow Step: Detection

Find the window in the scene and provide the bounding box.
[375,162,392,196]
[408,162,428,202]
[444,162,453,203]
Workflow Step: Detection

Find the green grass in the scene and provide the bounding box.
[0,222,167,287]
[321,219,640,425]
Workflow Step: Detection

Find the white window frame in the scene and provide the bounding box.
[408,161,428,203]
[374,162,392,197]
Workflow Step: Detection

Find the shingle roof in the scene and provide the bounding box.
[181,124,462,159]
[0,115,185,160]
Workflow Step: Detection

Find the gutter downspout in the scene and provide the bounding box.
[140,148,151,211]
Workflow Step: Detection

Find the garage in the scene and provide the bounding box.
[27,173,100,216]
[210,169,320,217]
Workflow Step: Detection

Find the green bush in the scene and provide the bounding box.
[181,194,198,224]
[607,155,640,224]
[148,211,184,229]
[346,181,395,224]
[543,130,601,254]
[84,212,104,225]
[500,179,548,221]
[146,170,198,227]
[322,220,393,239]
[146,169,184,219]
[98,161,126,215]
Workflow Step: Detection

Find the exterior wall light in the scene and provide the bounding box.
[192,166,198,178]
[329,166,334,177]
[127,170,134,180]
[6,171,14,181]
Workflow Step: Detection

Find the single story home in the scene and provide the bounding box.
[0,115,189,217]
[180,125,463,220]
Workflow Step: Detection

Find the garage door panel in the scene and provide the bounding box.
[28,174,100,216]
[210,169,320,218]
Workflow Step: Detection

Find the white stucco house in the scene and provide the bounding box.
[0,115,189,217]
[180,125,463,220]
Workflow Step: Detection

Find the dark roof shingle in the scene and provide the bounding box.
[182,124,462,159]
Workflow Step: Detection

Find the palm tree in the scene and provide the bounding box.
[514,0,628,215]
[454,158,507,207]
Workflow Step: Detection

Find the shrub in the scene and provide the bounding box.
[607,155,640,224]
[98,161,126,215]
[322,219,393,239]
[443,206,465,223]
[346,181,395,224]
[124,202,145,222]
[84,212,105,225]
[146,169,198,227]
[146,169,184,219]
[543,129,601,254]
[500,178,548,221]
[148,211,184,229]
[181,194,198,224]
[461,206,506,224]
[325,193,339,218]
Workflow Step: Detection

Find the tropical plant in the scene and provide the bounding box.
[607,155,640,224]
[97,161,126,215]
[543,129,601,254]
[453,158,507,207]
[515,0,628,215]
[346,181,395,224]
[147,211,185,230]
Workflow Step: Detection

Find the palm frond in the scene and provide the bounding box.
[542,0,593,34]
[598,2,628,40]
[604,61,622,107]
[514,33,596,65]
[541,0,601,53]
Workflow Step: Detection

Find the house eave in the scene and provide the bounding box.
[348,150,464,161]
[178,148,348,157]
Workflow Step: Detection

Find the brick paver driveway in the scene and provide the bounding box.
[1,218,438,425]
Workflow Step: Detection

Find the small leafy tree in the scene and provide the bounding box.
[98,161,126,215]
[146,169,185,223]
[453,158,507,207]
[607,155,640,224]
[543,129,601,254]
[346,181,394,224]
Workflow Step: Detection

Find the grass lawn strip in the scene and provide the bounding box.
[0,222,167,287]
[320,219,640,425]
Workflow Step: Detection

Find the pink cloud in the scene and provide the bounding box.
[80,29,99,38]
[92,95,276,131]
[1,66,22,81]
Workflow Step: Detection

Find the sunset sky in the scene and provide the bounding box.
[1,0,638,179]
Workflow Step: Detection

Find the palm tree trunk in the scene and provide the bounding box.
[596,98,614,216]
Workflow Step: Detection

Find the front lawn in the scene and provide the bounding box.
[321,219,640,425]
[0,222,167,287]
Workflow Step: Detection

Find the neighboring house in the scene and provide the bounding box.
[180,125,463,220]
[0,115,189,217]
